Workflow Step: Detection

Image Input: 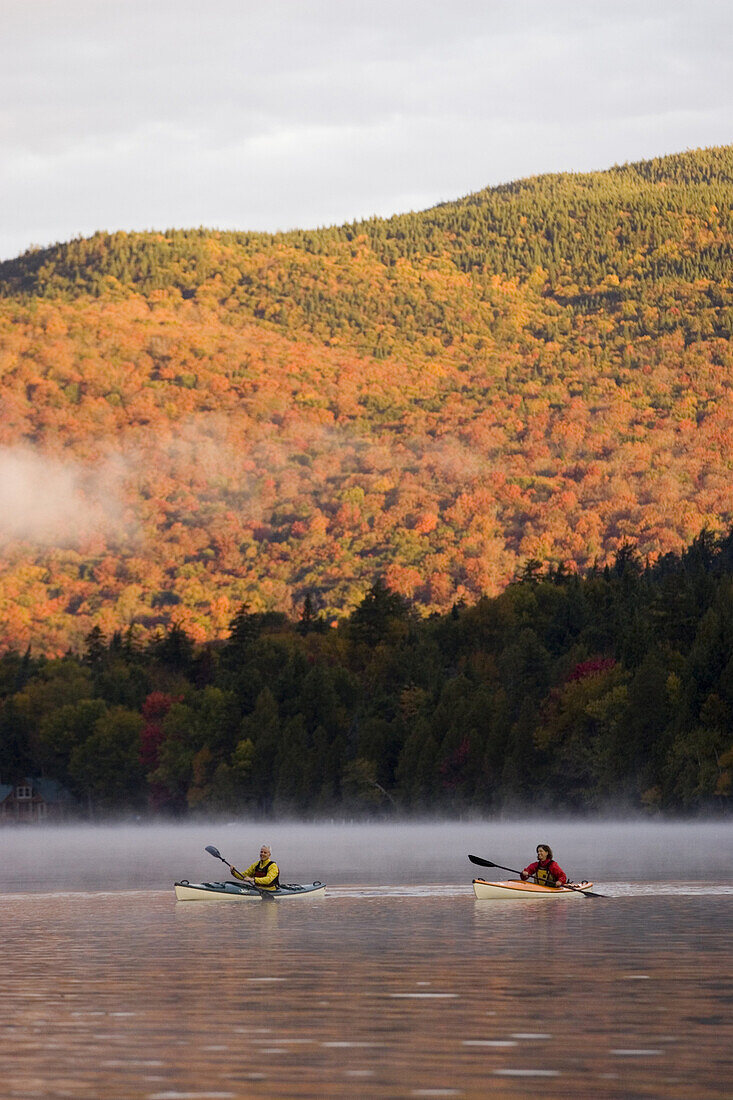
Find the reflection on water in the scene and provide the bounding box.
[0,887,731,1098]
[0,822,731,1097]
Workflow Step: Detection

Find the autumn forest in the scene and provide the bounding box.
[1,145,733,812]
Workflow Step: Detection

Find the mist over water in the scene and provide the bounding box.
[2,818,731,892]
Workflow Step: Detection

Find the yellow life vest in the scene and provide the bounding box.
[535,864,557,887]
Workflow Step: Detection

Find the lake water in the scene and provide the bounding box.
[1,820,731,1098]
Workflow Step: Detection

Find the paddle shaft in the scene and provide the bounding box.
[204,845,275,900]
[467,854,604,898]
[469,855,523,877]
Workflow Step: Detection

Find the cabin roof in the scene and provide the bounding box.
[32,778,74,804]
[0,778,74,804]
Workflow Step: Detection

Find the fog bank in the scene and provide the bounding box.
[1,818,730,892]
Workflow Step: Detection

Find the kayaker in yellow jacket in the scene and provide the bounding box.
[229,845,280,891]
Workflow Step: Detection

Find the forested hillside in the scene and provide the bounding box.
[2,533,732,815]
[1,145,733,653]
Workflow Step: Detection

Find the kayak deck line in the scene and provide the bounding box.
[473,878,594,900]
[174,879,326,901]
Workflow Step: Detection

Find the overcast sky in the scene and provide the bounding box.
[1,0,731,260]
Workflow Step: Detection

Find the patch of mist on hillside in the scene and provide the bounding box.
[0,445,134,547]
[0,413,500,559]
[120,413,495,527]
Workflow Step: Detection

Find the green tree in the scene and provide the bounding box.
[37,699,108,786]
[69,707,144,810]
[349,578,412,647]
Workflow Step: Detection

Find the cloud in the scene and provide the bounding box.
[1,0,732,258]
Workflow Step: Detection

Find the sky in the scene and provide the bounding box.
[1,0,732,261]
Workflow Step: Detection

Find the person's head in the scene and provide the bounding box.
[259,844,271,862]
[536,844,553,862]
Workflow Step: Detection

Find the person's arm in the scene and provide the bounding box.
[551,862,567,886]
[230,861,258,881]
[520,861,538,880]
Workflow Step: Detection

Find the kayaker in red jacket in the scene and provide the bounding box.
[521,844,567,887]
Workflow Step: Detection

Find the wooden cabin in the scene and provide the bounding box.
[0,777,75,824]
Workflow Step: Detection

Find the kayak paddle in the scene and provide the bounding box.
[204,844,275,901]
[205,843,233,869]
[467,854,605,898]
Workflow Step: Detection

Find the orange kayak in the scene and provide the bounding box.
[473,878,593,900]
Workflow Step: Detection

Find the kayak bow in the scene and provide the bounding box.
[174,879,326,901]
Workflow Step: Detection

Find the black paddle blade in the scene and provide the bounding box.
[468,854,527,877]
[205,845,223,859]
[468,854,497,868]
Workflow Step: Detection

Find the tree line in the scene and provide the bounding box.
[1,531,732,817]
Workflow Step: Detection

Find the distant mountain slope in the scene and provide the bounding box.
[3,145,733,349]
[1,145,733,653]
